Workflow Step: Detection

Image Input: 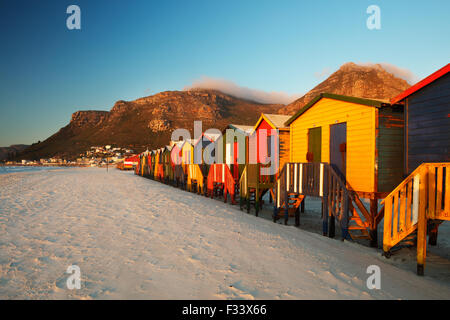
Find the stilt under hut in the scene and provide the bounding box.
[240,114,291,215]
[381,63,450,275]
[277,93,404,245]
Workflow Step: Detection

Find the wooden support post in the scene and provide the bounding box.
[301,199,305,213]
[328,214,335,238]
[341,191,349,241]
[295,203,300,227]
[240,189,244,210]
[273,205,278,223]
[284,193,289,225]
[322,197,328,236]
[246,190,250,213]
[429,224,438,246]
[417,167,427,276]
[255,187,260,217]
[369,199,378,248]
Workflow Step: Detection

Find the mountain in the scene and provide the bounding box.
[17,90,283,160]
[16,62,412,160]
[278,62,411,115]
[0,144,29,161]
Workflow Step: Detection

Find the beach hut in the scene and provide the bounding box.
[278,93,404,245]
[162,145,174,184]
[382,64,450,274]
[150,150,158,179]
[208,124,252,203]
[172,141,187,188]
[186,133,220,194]
[134,154,142,175]
[154,148,165,181]
[239,114,291,215]
[391,63,450,174]
[124,155,139,170]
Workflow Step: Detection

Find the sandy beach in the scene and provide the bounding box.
[0,167,449,299]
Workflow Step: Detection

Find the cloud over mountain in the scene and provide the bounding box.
[184,76,301,105]
[356,62,419,84]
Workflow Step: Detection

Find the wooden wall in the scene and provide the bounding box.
[406,73,450,174]
[289,98,376,193]
[279,130,290,173]
[377,106,404,192]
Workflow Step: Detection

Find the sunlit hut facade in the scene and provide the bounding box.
[216,124,253,178]
[186,133,220,193]
[285,92,404,243]
[390,63,450,174]
[206,124,253,204]
[382,64,450,275]
[171,141,186,187]
[154,148,164,181]
[162,145,174,184]
[149,150,156,178]
[240,113,291,214]
[251,114,291,173]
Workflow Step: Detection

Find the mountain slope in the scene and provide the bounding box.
[17,90,283,160]
[278,62,411,115]
[0,144,29,161]
[17,62,412,160]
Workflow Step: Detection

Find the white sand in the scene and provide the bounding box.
[0,167,449,299]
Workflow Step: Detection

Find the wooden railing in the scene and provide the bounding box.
[239,165,248,201]
[239,163,277,211]
[275,162,372,240]
[382,163,449,275]
[207,164,237,203]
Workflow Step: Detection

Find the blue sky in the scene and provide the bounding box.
[0,0,449,146]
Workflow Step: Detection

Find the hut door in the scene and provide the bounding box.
[307,127,322,162]
[330,122,347,178]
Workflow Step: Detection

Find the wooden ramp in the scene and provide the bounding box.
[382,163,450,275]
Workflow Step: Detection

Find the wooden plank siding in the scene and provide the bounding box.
[289,97,376,193]
[377,106,405,192]
[279,130,290,174]
[406,73,450,174]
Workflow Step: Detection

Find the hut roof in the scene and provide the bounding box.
[253,114,291,133]
[228,124,254,134]
[391,63,450,104]
[285,93,390,126]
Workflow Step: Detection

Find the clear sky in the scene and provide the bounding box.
[0,0,449,146]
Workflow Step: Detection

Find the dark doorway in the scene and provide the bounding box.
[307,127,322,162]
[330,122,347,179]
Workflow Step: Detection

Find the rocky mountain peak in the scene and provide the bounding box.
[70,111,109,127]
[278,62,411,115]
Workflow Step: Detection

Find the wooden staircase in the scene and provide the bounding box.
[274,162,375,241]
[382,163,449,275]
